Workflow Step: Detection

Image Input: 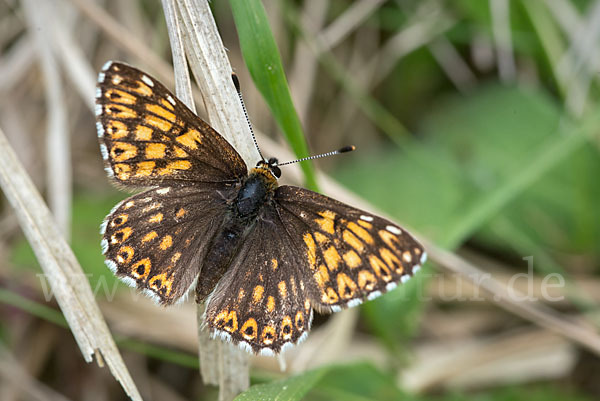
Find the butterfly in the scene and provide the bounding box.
[95,61,426,355]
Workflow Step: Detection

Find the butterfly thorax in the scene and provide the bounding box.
[234,166,278,219]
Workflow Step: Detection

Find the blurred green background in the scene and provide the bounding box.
[1,0,599,400]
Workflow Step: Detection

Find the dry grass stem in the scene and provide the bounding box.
[318,0,386,50]
[171,0,253,398]
[23,0,71,239]
[0,127,141,399]
[67,0,174,85]
[403,327,576,391]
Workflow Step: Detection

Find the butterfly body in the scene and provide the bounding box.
[96,61,426,355]
[197,165,277,302]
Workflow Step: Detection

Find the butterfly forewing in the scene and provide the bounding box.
[96,62,247,187]
[274,186,426,313]
[102,184,236,304]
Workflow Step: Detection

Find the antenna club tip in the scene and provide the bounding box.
[338,145,356,153]
[231,73,241,92]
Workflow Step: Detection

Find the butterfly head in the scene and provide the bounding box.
[255,158,282,179]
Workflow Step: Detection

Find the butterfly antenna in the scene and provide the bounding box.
[277,145,356,166]
[232,73,264,161]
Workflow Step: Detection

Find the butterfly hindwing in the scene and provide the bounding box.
[96,61,247,187]
[204,204,313,355]
[102,184,236,305]
[274,185,426,313]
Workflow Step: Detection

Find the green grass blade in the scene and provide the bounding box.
[229,0,318,190]
[235,367,329,401]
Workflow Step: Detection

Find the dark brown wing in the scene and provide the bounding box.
[102,183,237,305]
[203,204,312,355]
[274,185,426,313]
[96,61,247,186]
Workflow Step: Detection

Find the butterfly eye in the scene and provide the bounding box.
[271,166,281,178]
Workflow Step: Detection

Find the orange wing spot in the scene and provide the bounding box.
[167,160,191,170]
[135,125,153,141]
[347,221,374,244]
[223,311,238,333]
[131,258,151,279]
[266,296,276,312]
[290,276,298,297]
[173,146,188,158]
[295,311,305,330]
[148,213,163,223]
[135,161,155,176]
[379,230,400,253]
[160,98,175,111]
[105,88,136,104]
[304,299,311,311]
[380,248,403,274]
[110,142,138,162]
[314,264,329,288]
[213,309,229,325]
[358,220,373,229]
[343,250,362,269]
[124,200,135,209]
[315,210,336,234]
[111,214,128,228]
[175,208,187,219]
[116,246,134,264]
[337,273,358,299]
[271,258,278,271]
[402,251,412,263]
[106,104,137,119]
[145,143,167,159]
[144,114,172,132]
[261,325,277,345]
[322,287,339,304]
[237,288,246,302]
[241,318,258,340]
[323,246,341,271]
[369,254,392,282]
[149,272,173,296]
[303,233,317,269]
[278,281,287,298]
[358,270,377,291]
[106,120,128,139]
[175,129,202,149]
[414,247,422,256]
[252,285,264,303]
[159,235,173,250]
[281,316,293,340]
[314,232,329,245]
[146,103,176,122]
[111,226,132,244]
[114,163,132,180]
[343,229,364,253]
[171,252,182,264]
[158,160,191,175]
[142,231,158,243]
[132,81,153,96]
